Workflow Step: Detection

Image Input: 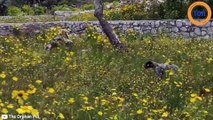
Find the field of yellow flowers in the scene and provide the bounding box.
[0,26,213,120]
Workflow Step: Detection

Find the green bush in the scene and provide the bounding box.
[144,2,165,20]
[52,4,73,11]
[164,10,180,19]
[22,5,34,15]
[161,0,187,19]
[81,3,95,10]
[105,9,123,20]
[68,12,97,21]
[106,4,146,20]
[8,6,23,16]
[33,6,46,15]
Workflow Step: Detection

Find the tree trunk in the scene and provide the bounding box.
[94,0,128,52]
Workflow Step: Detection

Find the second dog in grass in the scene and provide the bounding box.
[144,61,179,79]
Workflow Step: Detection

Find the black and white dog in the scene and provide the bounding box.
[144,61,179,79]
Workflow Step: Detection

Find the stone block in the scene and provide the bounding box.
[201,31,207,36]
[176,20,182,27]
[194,28,201,35]
[180,27,187,32]
[171,27,179,32]
[155,21,160,27]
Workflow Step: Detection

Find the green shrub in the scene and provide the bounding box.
[8,6,23,16]
[106,4,146,20]
[144,2,165,19]
[81,4,95,10]
[164,10,180,19]
[161,0,187,19]
[33,6,47,15]
[68,12,97,21]
[52,4,73,11]
[22,5,34,15]
[105,9,123,20]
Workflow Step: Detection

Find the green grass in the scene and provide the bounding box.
[0,15,62,23]
[0,27,213,120]
[0,14,97,23]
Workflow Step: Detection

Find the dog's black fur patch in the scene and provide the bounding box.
[144,61,155,69]
[144,61,178,79]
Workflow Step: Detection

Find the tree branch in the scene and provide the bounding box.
[94,0,128,52]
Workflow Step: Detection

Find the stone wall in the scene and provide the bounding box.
[0,19,213,39]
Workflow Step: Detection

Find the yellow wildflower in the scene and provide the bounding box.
[183,112,190,117]
[190,93,197,97]
[12,90,29,104]
[0,101,4,107]
[85,106,94,111]
[206,58,213,63]
[136,109,143,115]
[48,88,55,94]
[12,90,28,100]
[196,96,202,101]
[177,50,182,53]
[169,71,174,76]
[68,52,74,56]
[68,98,75,105]
[31,109,39,116]
[35,80,42,84]
[98,111,103,116]
[7,104,14,109]
[112,92,117,96]
[204,88,211,92]
[16,106,32,114]
[27,88,37,94]
[162,112,169,117]
[190,98,197,103]
[101,99,108,105]
[202,110,208,115]
[132,93,138,97]
[16,106,39,116]
[12,76,18,81]
[0,72,6,78]
[65,57,71,62]
[58,113,65,119]
[82,96,88,101]
[165,59,171,64]
[1,108,8,114]
[190,93,202,103]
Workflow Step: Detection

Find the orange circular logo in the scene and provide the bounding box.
[187,1,212,26]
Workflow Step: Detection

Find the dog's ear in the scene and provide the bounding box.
[144,61,154,68]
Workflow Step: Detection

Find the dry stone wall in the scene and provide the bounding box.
[0,19,213,39]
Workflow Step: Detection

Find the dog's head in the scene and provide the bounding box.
[144,61,155,69]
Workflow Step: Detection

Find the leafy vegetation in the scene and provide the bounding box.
[0,0,118,16]
[0,26,213,119]
[0,16,67,23]
[80,3,95,10]
[7,6,23,16]
[52,4,80,12]
[1,0,213,19]
[105,4,146,20]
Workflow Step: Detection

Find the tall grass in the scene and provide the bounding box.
[0,27,213,120]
